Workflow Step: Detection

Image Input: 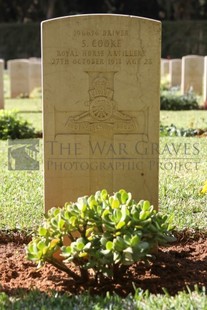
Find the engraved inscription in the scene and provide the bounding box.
[73,29,129,37]
[49,28,149,66]
[82,39,122,48]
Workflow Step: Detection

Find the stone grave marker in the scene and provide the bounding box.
[181,55,204,95]
[161,59,169,78]
[29,61,41,94]
[203,56,207,104]
[169,59,181,87]
[0,59,4,109]
[42,14,161,212]
[8,59,29,98]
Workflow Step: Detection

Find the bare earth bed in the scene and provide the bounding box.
[0,232,206,297]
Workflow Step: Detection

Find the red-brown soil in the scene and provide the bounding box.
[0,231,206,297]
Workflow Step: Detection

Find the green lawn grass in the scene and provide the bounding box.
[159,136,207,230]
[0,89,207,308]
[160,110,207,129]
[0,287,206,310]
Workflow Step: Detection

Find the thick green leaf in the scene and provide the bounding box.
[100,236,108,246]
[27,253,38,261]
[113,209,122,223]
[106,241,113,250]
[69,216,77,227]
[126,192,132,205]
[79,252,88,258]
[120,190,128,204]
[130,235,140,247]
[97,205,103,216]
[76,242,84,251]
[28,241,38,255]
[49,238,60,249]
[123,234,131,245]
[113,237,125,251]
[132,211,140,221]
[100,189,108,201]
[100,249,111,255]
[61,245,72,255]
[115,221,125,229]
[120,205,127,222]
[37,240,46,251]
[48,207,60,217]
[58,219,66,230]
[77,197,87,212]
[76,238,85,251]
[63,210,70,220]
[83,242,91,250]
[94,190,101,201]
[111,198,120,209]
[85,227,94,237]
[113,251,121,263]
[139,210,150,220]
[138,241,149,251]
[104,223,114,232]
[102,209,110,220]
[142,200,151,211]
[123,247,134,264]
[38,227,47,237]
[51,217,58,228]
[42,246,49,255]
[87,195,96,208]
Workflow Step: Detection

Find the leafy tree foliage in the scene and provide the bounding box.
[0,0,206,22]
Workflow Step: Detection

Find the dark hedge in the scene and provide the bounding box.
[1,21,207,63]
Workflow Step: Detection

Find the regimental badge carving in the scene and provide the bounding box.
[88,74,115,121]
[54,71,149,139]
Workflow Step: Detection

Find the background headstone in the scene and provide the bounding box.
[42,14,161,211]
[169,58,181,87]
[8,59,29,98]
[29,61,42,94]
[161,59,169,78]
[0,59,4,109]
[181,55,204,95]
[203,56,207,104]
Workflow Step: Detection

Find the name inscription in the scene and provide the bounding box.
[49,28,152,66]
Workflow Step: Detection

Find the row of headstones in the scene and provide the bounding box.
[1,55,206,109]
[161,55,207,101]
[0,58,41,109]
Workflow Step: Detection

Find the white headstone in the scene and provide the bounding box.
[42,14,161,212]
[203,56,207,104]
[181,55,204,95]
[169,59,181,87]
[0,59,4,109]
[8,59,29,98]
[29,61,42,94]
[161,59,170,78]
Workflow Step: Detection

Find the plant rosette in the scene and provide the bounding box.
[26,189,176,283]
